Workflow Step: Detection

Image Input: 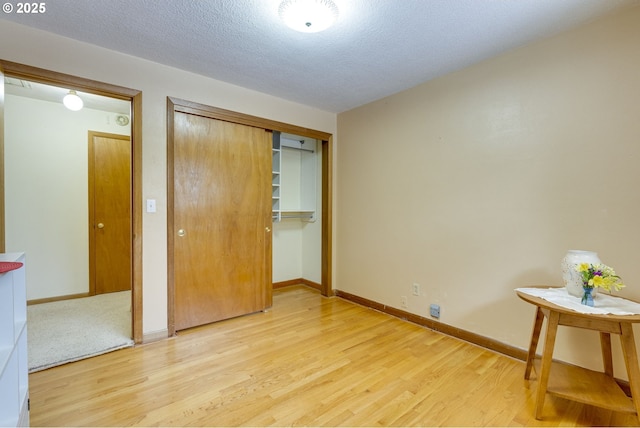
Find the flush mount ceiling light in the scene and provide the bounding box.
[278,0,339,33]
[63,90,83,111]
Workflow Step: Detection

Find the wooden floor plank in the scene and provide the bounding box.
[28,285,640,426]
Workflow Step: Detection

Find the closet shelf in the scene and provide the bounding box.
[276,210,315,221]
[272,133,317,223]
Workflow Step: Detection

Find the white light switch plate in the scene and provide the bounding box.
[146,199,156,213]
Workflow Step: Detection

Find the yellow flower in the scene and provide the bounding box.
[590,276,605,287]
[577,263,590,272]
[575,262,625,293]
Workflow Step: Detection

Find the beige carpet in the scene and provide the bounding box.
[27,291,133,372]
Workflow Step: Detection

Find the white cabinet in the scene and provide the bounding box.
[0,252,28,427]
[272,132,317,222]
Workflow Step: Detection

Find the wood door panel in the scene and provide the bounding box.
[173,112,271,330]
[90,132,132,295]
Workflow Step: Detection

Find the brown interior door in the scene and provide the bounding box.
[89,131,132,295]
[173,112,272,331]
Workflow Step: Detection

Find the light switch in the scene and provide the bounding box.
[146,199,156,213]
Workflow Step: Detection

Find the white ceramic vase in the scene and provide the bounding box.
[561,250,601,298]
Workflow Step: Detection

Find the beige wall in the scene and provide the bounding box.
[0,21,336,337]
[337,5,640,372]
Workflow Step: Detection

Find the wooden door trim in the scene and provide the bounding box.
[322,137,333,295]
[169,97,332,141]
[0,59,144,344]
[167,97,333,336]
[0,60,138,99]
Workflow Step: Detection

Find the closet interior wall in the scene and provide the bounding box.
[272,133,322,286]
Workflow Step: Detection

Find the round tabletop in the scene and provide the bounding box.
[516,286,640,323]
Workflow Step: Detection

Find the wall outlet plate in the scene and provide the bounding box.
[412,283,420,296]
[401,296,408,308]
[430,304,440,318]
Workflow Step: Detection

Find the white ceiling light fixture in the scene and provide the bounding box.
[63,90,83,111]
[278,0,339,33]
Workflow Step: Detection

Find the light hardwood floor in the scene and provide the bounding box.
[29,286,639,426]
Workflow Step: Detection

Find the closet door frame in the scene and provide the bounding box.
[166,97,333,336]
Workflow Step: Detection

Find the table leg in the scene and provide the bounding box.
[535,310,559,420]
[525,307,545,380]
[599,332,613,377]
[620,323,640,423]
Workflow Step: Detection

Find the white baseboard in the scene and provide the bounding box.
[142,329,169,343]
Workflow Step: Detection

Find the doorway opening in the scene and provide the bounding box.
[0,60,143,345]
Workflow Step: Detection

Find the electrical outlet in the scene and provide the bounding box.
[430,304,440,318]
[401,296,408,308]
[412,283,420,296]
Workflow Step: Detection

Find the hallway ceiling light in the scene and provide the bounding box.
[63,90,83,111]
[278,0,338,33]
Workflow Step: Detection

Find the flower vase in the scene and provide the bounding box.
[561,250,601,298]
[582,287,595,306]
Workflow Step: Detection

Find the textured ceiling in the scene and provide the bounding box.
[1,0,637,113]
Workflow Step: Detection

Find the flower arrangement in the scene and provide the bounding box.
[576,263,625,292]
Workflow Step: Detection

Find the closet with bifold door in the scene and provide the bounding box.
[168,98,325,334]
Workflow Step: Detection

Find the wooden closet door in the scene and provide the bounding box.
[89,132,132,295]
[173,112,272,331]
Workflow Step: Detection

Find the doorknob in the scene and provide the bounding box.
[177,229,186,237]
[97,223,105,229]
[265,227,271,233]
